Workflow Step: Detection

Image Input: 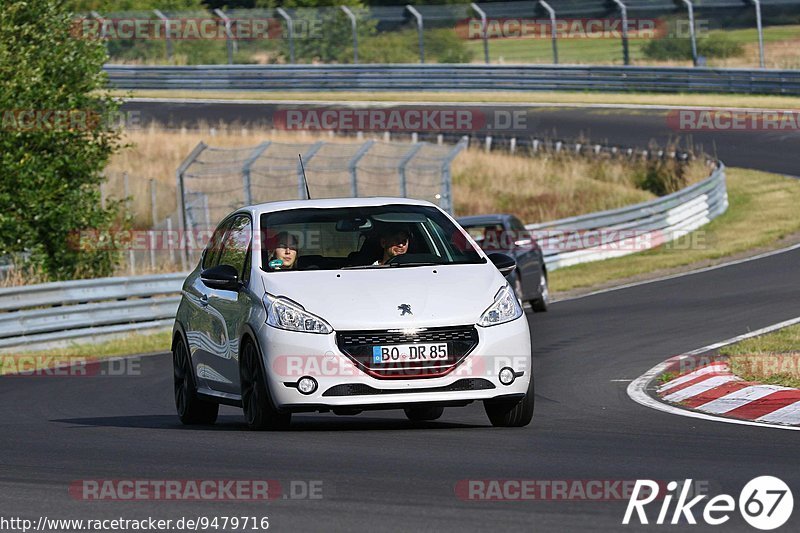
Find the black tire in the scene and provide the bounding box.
[404,405,444,421]
[484,374,534,427]
[531,268,549,313]
[240,339,291,431]
[173,335,219,425]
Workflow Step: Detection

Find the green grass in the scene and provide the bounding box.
[0,329,171,375]
[720,324,800,388]
[465,24,799,66]
[465,35,629,64]
[549,168,800,292]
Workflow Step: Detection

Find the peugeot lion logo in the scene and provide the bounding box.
[398,304,412,316]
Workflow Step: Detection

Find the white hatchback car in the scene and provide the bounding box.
[172,197,533,429]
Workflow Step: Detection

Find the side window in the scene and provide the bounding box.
[202,219,230,269]
[217,215,252,279]
[510,217,526,232]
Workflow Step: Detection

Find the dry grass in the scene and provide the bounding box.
[452,148,710,222]
[720,324,800,388]
[108,125,708,228]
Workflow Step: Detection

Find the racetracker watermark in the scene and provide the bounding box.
[470,229,710,254]
[668,110,800,132]
[0,109,140,132]
[457,18,663,40]
[455,479,709,501]
[71,18,281,40]
[272,354,528,379]
[273,108,528,133]
[68,227,710,255]
[68,479,323,501]
[0,355,141,377]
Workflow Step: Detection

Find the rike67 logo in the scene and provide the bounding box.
[623,477,793,530]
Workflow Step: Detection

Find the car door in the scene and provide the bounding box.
[183,218,231,393]
[509,216,540,300]
[204,214,255,395]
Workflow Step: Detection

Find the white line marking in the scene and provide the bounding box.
[663,375,739,403]
[658,362,729,392]
[697,385,789,414]
[627,315,800,431]
[757,400,800,425]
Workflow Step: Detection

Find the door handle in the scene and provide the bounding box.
[200,294,209,306]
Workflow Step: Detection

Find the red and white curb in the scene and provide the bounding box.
[628,316,800,431]
[657,360,800,426]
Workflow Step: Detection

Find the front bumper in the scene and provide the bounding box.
[255,317,531,411]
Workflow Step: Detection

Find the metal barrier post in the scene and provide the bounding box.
[149,179,158,270]
[405,5,425,64]
[347,140,375,197]
[153,10,173,62]
[214,8,235,65]
[439,137,468,214]
[398,143,424,198]
[176,142,208,269]
[298,142,324,199]
[611,0,630,66]
[241,141,271,205]
[276,8,295,64]
[752,0,765,68]
[470,3,490,64]
[539,1,558,65]
[340,6,359,64]
[681,0,698,67]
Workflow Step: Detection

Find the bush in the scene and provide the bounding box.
[642,32,744,61]
[634,157,688,197]
[0,1,123,279]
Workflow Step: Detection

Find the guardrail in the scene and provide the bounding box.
[0,273,186,350]
[1,165,726,350]
[528,163,727,271]
[105,64,800,95]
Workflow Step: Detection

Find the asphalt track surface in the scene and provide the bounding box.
[121,100,800,176]
[3,101,800,532]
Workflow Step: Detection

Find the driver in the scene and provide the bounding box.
[374,227,409,265]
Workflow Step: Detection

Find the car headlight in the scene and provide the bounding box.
[478,285,523,327]
[264,294,333,334]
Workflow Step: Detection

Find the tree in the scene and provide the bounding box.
[0,0,123,279]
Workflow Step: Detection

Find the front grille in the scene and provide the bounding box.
[336,325,479,378]
[322,378,495,397]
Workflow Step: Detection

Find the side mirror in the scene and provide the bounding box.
[200,264,240,291]
[487,253,516,275]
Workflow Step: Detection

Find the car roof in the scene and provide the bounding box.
[238,196,438,216]
[456,214,513,226]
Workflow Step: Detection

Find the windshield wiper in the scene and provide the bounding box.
[388,262,441,268]
[340,264,387,270]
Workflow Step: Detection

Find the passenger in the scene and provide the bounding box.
[374,228,409,265]
[267,231,299,270]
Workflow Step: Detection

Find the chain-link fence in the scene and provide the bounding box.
[80,1,800,68]
[176,138,466,264]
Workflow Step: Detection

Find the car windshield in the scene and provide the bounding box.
[260,204,485,272]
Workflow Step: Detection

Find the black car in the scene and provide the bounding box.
[457,214,549,312]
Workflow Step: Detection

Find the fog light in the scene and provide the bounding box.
[297,376,318,395]
[499,367,516,386]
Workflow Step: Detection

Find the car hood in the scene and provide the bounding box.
[259,264,505,331]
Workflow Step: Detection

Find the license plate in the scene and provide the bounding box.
[372,343,448,364]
